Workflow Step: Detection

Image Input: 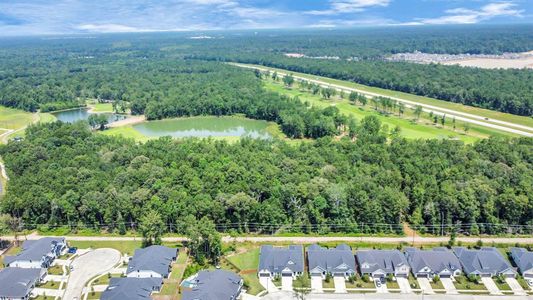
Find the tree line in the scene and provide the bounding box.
[0,121,531,236]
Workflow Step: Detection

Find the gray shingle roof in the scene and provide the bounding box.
[182,269,242,300]
[405,247,461,275]
[510,248,533,274]
[100,277,163,300]
[0,267,44,298]
[4,237,65,265]
[127,245,178,277]
[356,250,408,274]
[259,245,304,273]
[453,247,514,275]
[307,244,356,274]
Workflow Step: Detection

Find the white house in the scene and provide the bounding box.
[3,238,66,269]
[126,245,177,278]
[356,250,410,279]
[307,244,356,280]
[404,247,462,278]
[258,245,304,279]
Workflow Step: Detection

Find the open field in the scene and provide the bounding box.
[264,79,508,143]
[233,63,533,132]
[443,57,533,69]
[0,105,56,143]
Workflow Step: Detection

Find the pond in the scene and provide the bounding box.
[52,107,126,124]
[132,116,273,139]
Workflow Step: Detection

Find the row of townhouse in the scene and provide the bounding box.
[257,244,533,281]
[101,245,178,300]
[0,237,67,300]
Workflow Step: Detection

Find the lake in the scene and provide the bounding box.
[132,116,273,139]
[52,108,127,124]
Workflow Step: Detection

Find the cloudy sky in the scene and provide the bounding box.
[0,0,531,36]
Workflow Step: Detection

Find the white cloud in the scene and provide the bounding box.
[306,0,390,15]
[76,24,151,33]
[416,2,523,25]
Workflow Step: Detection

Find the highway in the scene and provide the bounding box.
[232,63,533,137]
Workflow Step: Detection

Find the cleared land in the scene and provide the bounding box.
[0,105,56,143]
[443,57,533,69]
[233,63,533,134]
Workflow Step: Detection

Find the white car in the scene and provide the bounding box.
[527,279,533,287]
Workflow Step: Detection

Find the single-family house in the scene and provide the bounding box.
[100,277,163,300]
[307,244,356,279]
[0,267,46,300]
[4,237,66,268]
[182,269,243,300]
[453,247,516,278]
[258,245,304,279]
[404,247,462,278]
[356,250,410,279]
[510,248,533,278]
[127,245,178,278]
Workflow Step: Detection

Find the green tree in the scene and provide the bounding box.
[183,216,222,264]
[293,275,311,300]
[282,74,295,87]
[414,105,423,121]
[139,210,164,246]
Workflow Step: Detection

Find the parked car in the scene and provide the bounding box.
[375,279,381,287]
[68,247,78,254]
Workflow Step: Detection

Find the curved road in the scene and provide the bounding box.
[62,248,121,300]
[233,63,533,137]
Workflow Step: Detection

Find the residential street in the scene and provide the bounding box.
[62,248,121,300]
[261,291,533,300]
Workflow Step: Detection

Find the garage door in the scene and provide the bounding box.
[259,273,270,277]
[282,272,293,277]
[440,274,451,278]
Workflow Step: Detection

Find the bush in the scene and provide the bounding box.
[362,274,370,283]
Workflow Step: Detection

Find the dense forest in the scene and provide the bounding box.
[1,25,532,117]
[1,122,531,235]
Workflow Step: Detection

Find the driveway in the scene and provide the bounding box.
[375,279,388,293]
[281,276,293,291]
[397,277,412,294]
[333,276,346,293]
[505,277,527,295]
[441,278,458,294]
[259,277,279,292]
[480,277,502,295]
[62,248,121,300]
[417,277,434,294]
[310,276,323,292]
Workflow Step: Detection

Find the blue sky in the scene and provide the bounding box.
[0,0,531,36]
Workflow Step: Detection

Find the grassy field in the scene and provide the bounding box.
[226,248,260,271]
[89,102,114,113]
[0,105,56,143]
[225,247,264,295]
[264,79,516,143]
[68,240,141,256]
[100,125,154,142]
[239,63,533,129]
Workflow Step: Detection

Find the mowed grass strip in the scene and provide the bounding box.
[68,240,141,256]
[264,80,508,143]
[239,63,533,129]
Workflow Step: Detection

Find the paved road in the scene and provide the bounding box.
[62,248,121,300]
[3,232,533,245]
[233,63,533,137]
[261,291,532,300]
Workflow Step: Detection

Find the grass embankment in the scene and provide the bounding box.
[225,247,264,295]
[264,79,515,143]
[238,63,533,130]
[68,240,142,256]
[160,249,188,297]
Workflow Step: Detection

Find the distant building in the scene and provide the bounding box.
[258,245,304,279]
[307,244,356,279]
[404,247,462,278]
[127,245,178,278]
[0,267,46,300]
[4,237,66,269]
[356,250,410,279]
[510,248,533,278]
[453,247,516,278]
[100,277,163,300]
[182,269,243,300]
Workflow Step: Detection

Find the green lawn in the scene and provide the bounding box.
[160,282,179,295]
[493,277,511,290]
[68,240,141,256]
[90,102,114,113]
[47,264,64,275]
[226,248,260,271]
[0,105,35,130]
[37,280,62,289]
[453,276,487,290]
[238,63,533,129]
[93,273,123,285]
[0,246,21,269]
[86,291,102,299]
[429,279,444,289]
[264,79,514,143]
